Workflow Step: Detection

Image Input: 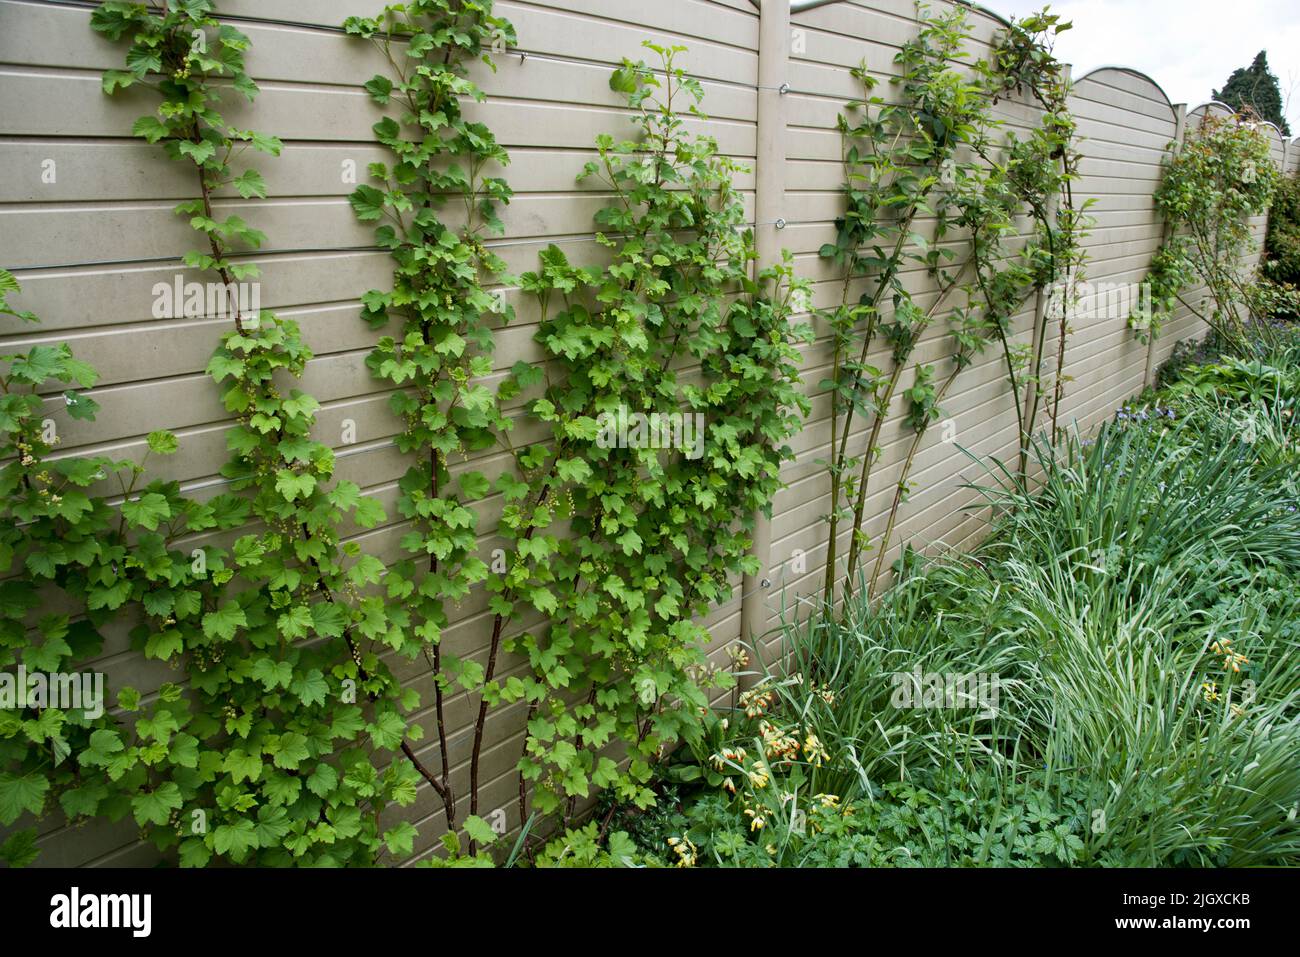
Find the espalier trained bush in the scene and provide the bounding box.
[0,268,250,868]
[342,16,812,859]
[341,0,519,847]
[1134,112,1279,350]
[501,42,811,840]
[987,10,1090,469]
[817,5,1086,603]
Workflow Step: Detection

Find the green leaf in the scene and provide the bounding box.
[458,471,491,500]
[213,818,258,859]
[125,44,161,78]
[232,169,268,199]
[271,732,310,770]
[169,733,200,769]
[496,473,531,502]
[263,772,303,807]
[21,631,71,670]
[53,457,108,487]
[275,469,317,502]
[223,749,263,785]
[253,805,292,846]
[0,829,40,868]
[463,814,498,847]
[0,771,49,825]
[146,429,179,455]
[290,668,329,707]
[353,497,386,528]
[144,628,184,661]
[367,711,407,751]
[383,820,418,857]
[59,782,107,819]
[202,602,247,642]
[102,69,135,94]
[349,184,386,221]
[555,458,593,484]
[178,838,211,868]
[347,554,385,587]
[178,139,216,166]
[609,64,639,95]
[530,586,558,615]
[364,74,393,104]
[306,762,338,798]
[80,729,124,767]
[131,115,169,143]
[206,353,245,382]
[327,481,362,511]
[251,658,293,691]
[248,131,282,156]
[121,492,170,530]
[131,783,182,827]
[616,529,643,556]
[277,604,312,640]
[64,388,103,418]
[310,602,347,638]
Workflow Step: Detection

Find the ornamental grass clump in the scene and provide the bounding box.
[661,344,1300,867]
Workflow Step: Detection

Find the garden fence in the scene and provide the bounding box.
[0,0,1292,864]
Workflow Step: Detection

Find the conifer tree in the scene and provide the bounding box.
[1214,51,1291,134]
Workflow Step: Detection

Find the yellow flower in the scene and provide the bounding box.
[759,720,799,761]
[711,746,748,771]
[813,793,840,809]
[667,835,697,868]
[1208,639,1248,674]
[803,733,829,767]
[1202,681,1220,702]
[739,688,775,718]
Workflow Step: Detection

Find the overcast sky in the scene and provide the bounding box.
[984,0,1300,135]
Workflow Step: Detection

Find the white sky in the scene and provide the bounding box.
[984,0,1300,136]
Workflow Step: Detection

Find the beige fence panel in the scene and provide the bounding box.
[757,0,1042,651]
[1,0,763,867]
[1057,68,1177,431]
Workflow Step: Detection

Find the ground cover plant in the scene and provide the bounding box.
[582,328,1300,868]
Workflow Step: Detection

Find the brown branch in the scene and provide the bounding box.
[467,482,552,850]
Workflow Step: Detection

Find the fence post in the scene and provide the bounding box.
[1143,102,1187,388]
[739,0,789,663]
